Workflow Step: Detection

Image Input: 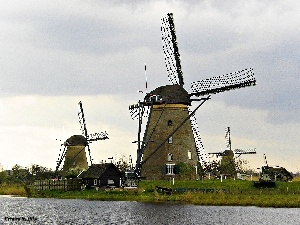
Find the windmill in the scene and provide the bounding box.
[209,127,257,158]
[55,101,108,175]
[129,13,256,180]
[208,127,256,176]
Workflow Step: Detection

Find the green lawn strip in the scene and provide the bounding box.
[0,184,26,196]
[2,180,300,208]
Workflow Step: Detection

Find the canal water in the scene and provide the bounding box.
[0,196,300,224]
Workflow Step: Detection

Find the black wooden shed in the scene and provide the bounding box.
[78,163,122,188]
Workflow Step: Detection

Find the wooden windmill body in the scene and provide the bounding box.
[129,13,256,180]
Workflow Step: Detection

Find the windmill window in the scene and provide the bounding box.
[188,150,192,160]
[168,153,173,162]
[166,164,175,175]
[108,179,114,185]
[168,136,173,144]
[168,120,173,126]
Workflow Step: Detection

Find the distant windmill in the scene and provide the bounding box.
[55,101,108,174]
[209,127,256,158]
[129,13,256,180]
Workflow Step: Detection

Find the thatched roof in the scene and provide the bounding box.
[150,84,190,105]
[78,163,121,179]
[66,135,87,146]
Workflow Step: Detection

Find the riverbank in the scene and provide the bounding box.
[0,184,27,196]
[2,179,300,207]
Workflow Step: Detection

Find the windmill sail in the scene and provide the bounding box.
[161,13,184,85]
[225,127,231,151]
[88,132,108,142]
[77,101,108,165]
[78,101,88,138]
[191,68,256,96]
[55,144,67,173]
[188,107,209,170]
[234,148,256,157]
[78,101,108,142]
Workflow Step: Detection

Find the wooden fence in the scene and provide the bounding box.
[34,179,82,191]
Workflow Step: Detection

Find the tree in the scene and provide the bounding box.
[30,164,54,180]
[219,157,236,176]
[115,155,131,177]
[64,166,83,178]
[177,162,195,180]
[205,160,221,178]
[11,164,30,183]
[0,171,7,184]
[235,158,251,174]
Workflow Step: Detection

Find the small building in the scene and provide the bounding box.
[78,163,122,189]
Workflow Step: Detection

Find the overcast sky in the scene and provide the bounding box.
[0,0,299,172]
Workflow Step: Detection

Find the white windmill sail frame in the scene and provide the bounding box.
[188,107,209,169]
[161,13,184,85]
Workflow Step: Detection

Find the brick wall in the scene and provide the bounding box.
[141,103,198,180]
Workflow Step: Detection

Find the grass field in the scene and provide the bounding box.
[2,179,300,208]
[0,184,26,195]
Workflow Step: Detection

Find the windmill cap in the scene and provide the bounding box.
[66,135,88,146]
[149,84,190,105]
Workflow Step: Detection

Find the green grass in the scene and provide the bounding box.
[31,188,157,202]
[0,184,26,196]
[3,179,300,208]
[139,179,300,194]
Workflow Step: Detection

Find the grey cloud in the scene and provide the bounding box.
[1,0,299,123]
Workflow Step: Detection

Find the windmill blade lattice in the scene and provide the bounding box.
[225,127,231,151]
[234,148,256,157]
[161,13,184,85]
[78,101,88,138]
[88,132,109,142]
[78,101,108,141]
[188,106,209,170]
[77,101,109,165]
[55,141,68,173]
[191,68,256,96]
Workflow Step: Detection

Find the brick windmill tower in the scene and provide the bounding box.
[129,13,256,180]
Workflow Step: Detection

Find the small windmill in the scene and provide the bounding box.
[129,13,256,180]
[55,101,108,174]
[209,127,257,157]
